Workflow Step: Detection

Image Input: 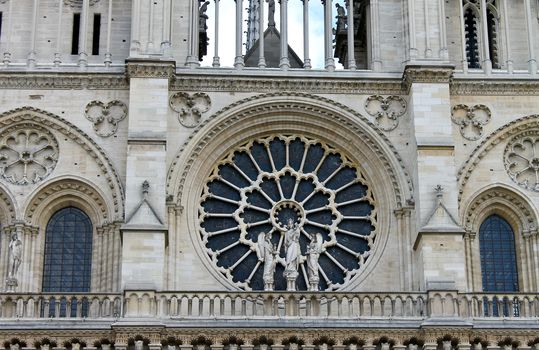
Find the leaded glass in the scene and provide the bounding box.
[199,135,377,291]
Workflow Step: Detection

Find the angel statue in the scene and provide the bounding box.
[306,233,324,291]
[257,231,277,291]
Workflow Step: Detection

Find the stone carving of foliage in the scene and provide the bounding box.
[364,95,407,131]
[170,92,211,128]
[0,125,58,185]
[451,104,491,141]
[85,100,128,137]
[64,0,100,7]
[504,133,539,192]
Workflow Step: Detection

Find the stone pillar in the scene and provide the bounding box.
[121,60,175,291]
[404,65,467,292]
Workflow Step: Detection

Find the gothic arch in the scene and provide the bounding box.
[0,106,124,220]
[457,114,539,202]
[166,92,415,291]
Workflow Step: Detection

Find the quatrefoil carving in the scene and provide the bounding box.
[170,92,211,128]
[364,95,407,131]
[85,100,128,138]
[451,104,491,141]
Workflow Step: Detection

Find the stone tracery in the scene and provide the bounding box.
[505,134,539,192]
[199,135,377,291]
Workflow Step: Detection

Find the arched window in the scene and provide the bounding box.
[42,207,93,292]
[479,214,518,292]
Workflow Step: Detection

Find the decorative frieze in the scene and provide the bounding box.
[0,73,128,90]
[85,100,128,137]
[402,65,454,92]
[451,104,491,141]
[64,0,100,7]
[127,60,176,79]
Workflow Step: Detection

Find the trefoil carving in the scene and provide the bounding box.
[451,104,491,141]
[85,100,128,138]
[0,126,59,185]
[364,95,407,131]
[170,92,211,128]
[504,133,539,192]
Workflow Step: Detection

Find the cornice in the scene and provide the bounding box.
[172,75,405,95]
[0,73,128,90]
[126,59,176,79]
[450,78,539,96]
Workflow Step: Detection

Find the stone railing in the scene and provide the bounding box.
[1,291,538,320]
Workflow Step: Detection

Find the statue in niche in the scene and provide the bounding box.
[257,231,277,291]
[335,3,346,32]
[267,0,276,27]
[8,233,22,279]
[306,233,323,291]
[283,218,300,290]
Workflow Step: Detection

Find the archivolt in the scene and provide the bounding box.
[167,92,414,207]
[462,184,537,234]
[457,114,539,202]
[0,106,124,219]
[0,184,16,223]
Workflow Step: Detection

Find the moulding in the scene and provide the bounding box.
[451,79,539,96]
[0,73,128,90]
[126,60,176,79]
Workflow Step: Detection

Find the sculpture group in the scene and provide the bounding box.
[257,218,323,291]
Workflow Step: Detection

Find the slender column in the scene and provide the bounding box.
[147,0,155,51]
[500,0,512,73]
[323,0,335,70]
[524,0,537,75]
[464,233,473,291]
[214,0,221,67]
[438,0,448,59]
[279,0,290,69]
[370,0,381,70]
[105,0,113,66]
[258,0,266,68]
[161,0,172,56]
[54,0,64,66]
[130,0,141,54]
[234,0,245,69]
[28,0,40,68]
[106,226,113,291]
[0,231,9,284]
[522,233,531,291]
[533,233,539,291]
[302,0,311,68]
[346,0,356,69]
[407,0,417,59]
[458,0,468,73]
[112,225,121,291]
[96,228,104,291]
[79,0,90,67]
[3,0,14,65]
[423,0,431,57]
[479,0,492,74]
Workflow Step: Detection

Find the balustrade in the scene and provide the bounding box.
[0,291,538,320]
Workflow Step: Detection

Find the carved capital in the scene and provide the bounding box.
[402,65,454,91]
[127,60,176,79]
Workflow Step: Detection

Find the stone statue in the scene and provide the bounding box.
[257,231,277,291]
[267,0,276,27]
[335,3,346,32]
[8,233,22,279]
[283,218,300,290]
[306,233,323,291]
[199,1,210,31]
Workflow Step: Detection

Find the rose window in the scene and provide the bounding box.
[0,127,59,185]
[199,135,377,291]
[505,135,539,192]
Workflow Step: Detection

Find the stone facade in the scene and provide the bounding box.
[0,0,538,347]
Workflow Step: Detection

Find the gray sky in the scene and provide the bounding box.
[200,0,346,69]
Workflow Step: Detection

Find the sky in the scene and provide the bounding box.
[200,0,346,69]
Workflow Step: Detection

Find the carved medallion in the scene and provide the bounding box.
[451,104,491,141]
[364,95,407,131]
[85,100,128,137]
[199,135,377,291]
[170,92,211,128]
[0,125,59,185]
[504,133,539,192]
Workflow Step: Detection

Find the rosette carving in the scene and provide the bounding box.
[451,104,491,141]
[0,125,58,185]
[504,133,539,192]
[364,95,407,131]
[170,92,211,128]
[85,100,128,137]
